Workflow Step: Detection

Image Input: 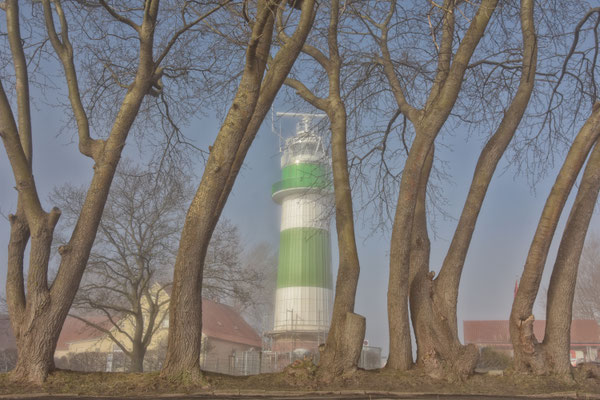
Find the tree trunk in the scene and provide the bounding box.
[2,0,196,383]
[407,146,480,381]
[318,99,364,381]
[387,132,436,371]
[320,312,365,376]
[161,2,275,380]
[410,0,537,380]
[8,205,64,383]
[129,310,146,373]
[10,215,63,382]
[384,0,498,371]
[542,138,600,376]
[510,105,600,374]
[161,0,316,380]
[12,311,63,383]
[130,342,146,373]
[435,0,537,334]
[282,1,364,380]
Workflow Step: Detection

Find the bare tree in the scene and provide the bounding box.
[286,0,536,380]
[543,137,600,375]
[50,163,182,372]
[355,0,499,374]
[283,0,365,381]
[203,219,262,308]
[510,114,600,376]
[405,0,538,380]
[0,0,227,382]
[52,163,264,372]
[162,0,318,380]
[239,243,278,336]
[510,7,600,378]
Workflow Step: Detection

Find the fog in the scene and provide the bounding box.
[1,89,597,359]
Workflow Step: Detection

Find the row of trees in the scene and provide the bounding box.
[1,0,599,385]
[279,0,600,382]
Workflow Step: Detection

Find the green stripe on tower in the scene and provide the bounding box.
[272,163,330,195]
[282,163,326,180]
[277,227,332,289]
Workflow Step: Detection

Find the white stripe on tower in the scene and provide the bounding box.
[273,286,333,331]
[280,193,329,231]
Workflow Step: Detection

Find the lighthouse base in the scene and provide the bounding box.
[264,329,328,370]
[268,329,327,353]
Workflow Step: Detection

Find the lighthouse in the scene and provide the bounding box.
[269,113,333,354]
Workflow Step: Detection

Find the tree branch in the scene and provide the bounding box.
[378,1,420,122]
[6,0,32,165]
[42,0,98,159]
[69,314,133,356]
[285,77,329,110]
[154,1,233,68]
[98,0,141,33]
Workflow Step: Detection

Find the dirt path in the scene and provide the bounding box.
[0,391,596,400]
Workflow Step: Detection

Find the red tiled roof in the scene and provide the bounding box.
[56,316,114,351]
[0,314,112,352]
[463,319,600,345]
[570,320,600,343]
[201,298,261,347]
[464,320,511,344]
[163,287,261,347]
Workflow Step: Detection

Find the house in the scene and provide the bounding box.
[54,316,122,359]
[463,319,600,364]
[55,297,260,373]
[0,296,261,373]
[199,299,262,374]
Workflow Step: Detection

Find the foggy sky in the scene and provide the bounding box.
[1,90,597,358]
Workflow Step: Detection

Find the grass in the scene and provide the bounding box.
[0,364,599,398]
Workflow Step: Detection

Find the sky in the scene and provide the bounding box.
[1,82,598,359]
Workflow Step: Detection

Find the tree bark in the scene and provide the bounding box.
[318,99,364,381]
[406,0,537,379]
[11,310,62,383]
[406,145,479,381]
[130,341,146,373]
[2,0,165,383]
[541,138,600,376]
[510,105,600,374]
[161,0,316,380]
[382,0,498,371]
[386,132,432,370]
[282,0,365,381]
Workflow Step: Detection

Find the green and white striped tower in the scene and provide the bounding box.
[271,113,333,353]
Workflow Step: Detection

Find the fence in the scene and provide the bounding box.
[53,345,382,375]
[200,346,381,376]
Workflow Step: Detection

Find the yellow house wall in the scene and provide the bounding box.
[55,284,172,358]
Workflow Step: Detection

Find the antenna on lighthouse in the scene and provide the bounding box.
[275,112,326,139]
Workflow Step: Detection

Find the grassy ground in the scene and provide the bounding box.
[0,362,599,398]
